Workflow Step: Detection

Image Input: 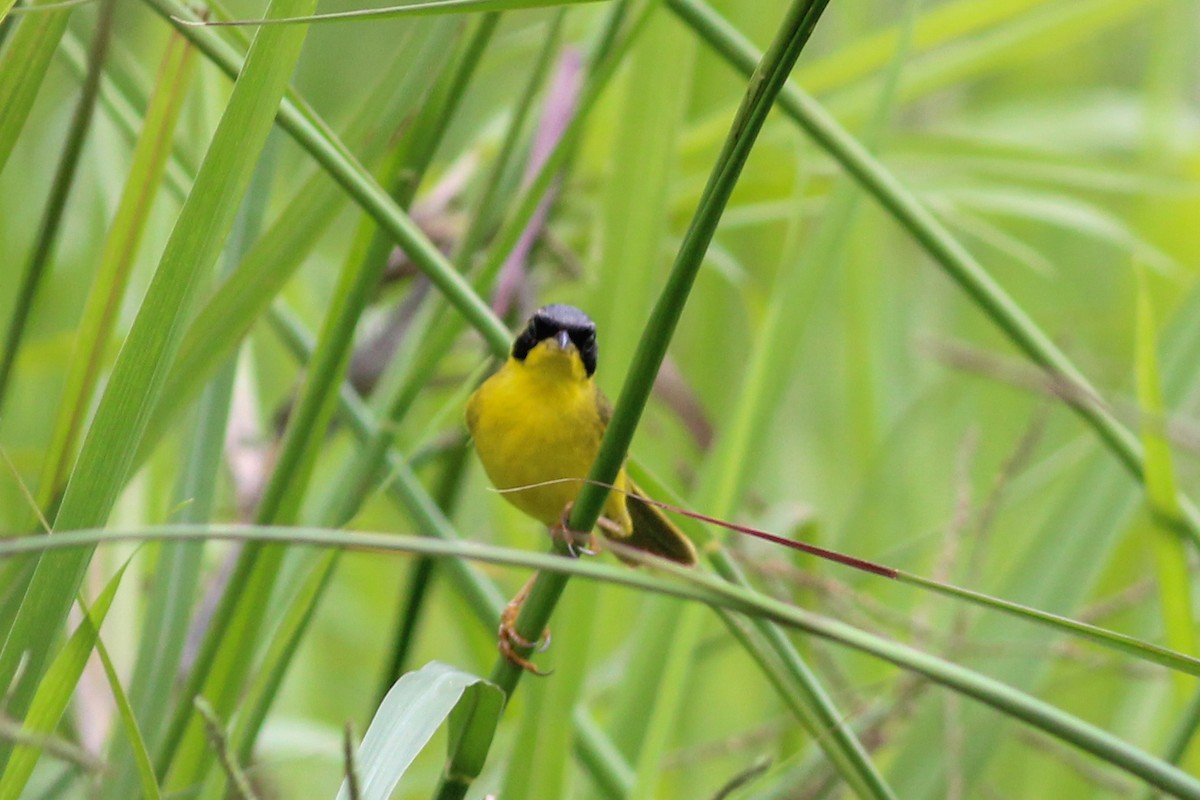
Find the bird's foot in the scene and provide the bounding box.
[498,576,552,676]
[550,502,598,558]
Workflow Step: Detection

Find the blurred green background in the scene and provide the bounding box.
[2,0,1199,797]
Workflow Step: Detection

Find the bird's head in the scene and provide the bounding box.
[511,304,598,380]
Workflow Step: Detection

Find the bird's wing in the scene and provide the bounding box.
[620,480,698,566]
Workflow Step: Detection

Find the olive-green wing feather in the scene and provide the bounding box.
[623,481,698,566]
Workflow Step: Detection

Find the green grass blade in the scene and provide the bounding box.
[187,0,603,27]
[93,630,161,800]
[33,26,197,517]
[0,0,320,769]
[54,29,194,201]
[0,0,114,414]
[1134,269,1195,697]
[0,562,127,799]
[161,20,490,787]
[105,109,279,800]
[0,0,70,174]
[895,570,1200,676]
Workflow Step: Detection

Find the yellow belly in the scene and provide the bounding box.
[466,357,631,531]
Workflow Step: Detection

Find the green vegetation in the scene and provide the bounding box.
[0,0,1198,797]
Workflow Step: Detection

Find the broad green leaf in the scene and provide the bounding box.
[338,661,502,800]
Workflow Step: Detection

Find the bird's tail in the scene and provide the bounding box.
[610,481,698,566]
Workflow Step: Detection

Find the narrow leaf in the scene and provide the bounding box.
[0,562,128,800]
[1134,268,1195,697]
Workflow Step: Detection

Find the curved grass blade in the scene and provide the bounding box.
[180,0,602,27]
[0,526,1199,797]
[139,0,511,355]
[131,17,459,472]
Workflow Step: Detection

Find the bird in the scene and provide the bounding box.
[466,303,697,672]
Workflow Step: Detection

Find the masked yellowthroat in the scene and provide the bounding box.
[466,304,698,567]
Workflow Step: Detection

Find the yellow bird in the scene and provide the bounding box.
[467,304,697,670]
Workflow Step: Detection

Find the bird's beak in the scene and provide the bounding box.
[553,330,572,351]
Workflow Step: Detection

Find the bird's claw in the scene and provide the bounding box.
[498,579,553,676]
[551,502,598,558]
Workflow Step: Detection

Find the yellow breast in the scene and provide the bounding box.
[466,348,631,531]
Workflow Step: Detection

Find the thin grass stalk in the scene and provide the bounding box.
[55,29,194,200]
[109,138,280,800]
[0,563,128,798]
[92,628,162,800]
[3,524,1200,798]
[620,4,919,793]
[669,0,1200,547]
[0,0,115,415]
[595,7,700,785]
[435,3,880,799]
[0,0,119,719]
